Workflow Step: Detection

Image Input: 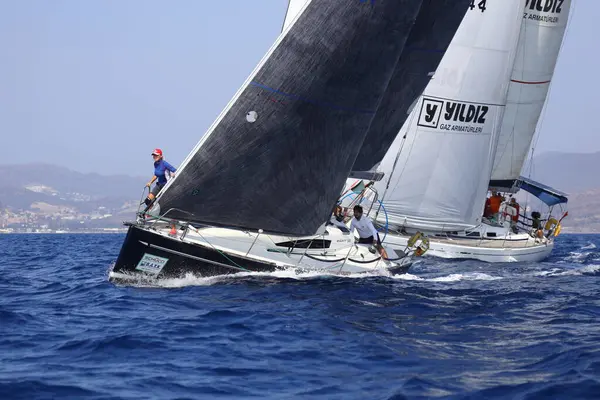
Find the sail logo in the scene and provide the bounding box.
[417,99,443,128]
[525,0,564,13]
[418,98,489,134]
[524,0,564,23]
[136,253,169,275]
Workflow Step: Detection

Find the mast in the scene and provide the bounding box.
[490,0,572,187]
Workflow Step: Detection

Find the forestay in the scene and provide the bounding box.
[491,0,572,182]
[155,0,429,236]
[373,0,525,232]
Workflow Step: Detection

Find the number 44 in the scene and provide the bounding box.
[469,0,487,12]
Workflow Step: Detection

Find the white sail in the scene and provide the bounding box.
[283,0,309,31]
[491,0,572,183]
[373,0,525,232]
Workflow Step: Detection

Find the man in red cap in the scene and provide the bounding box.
[142,148,177,211]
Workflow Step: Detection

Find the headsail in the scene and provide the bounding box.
[491,0,572,184]
[373,0,525,232]
[155,0,437,236]
[351,0,473,172]
[282,0,308,31]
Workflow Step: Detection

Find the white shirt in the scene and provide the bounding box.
[329,216,349,230]
[350,216,378,239]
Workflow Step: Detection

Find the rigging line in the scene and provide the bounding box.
[494,5,532,178]
[281,0,292,33]
[527,0,577,179]
[384,96,422,197]
[149,206,333,264]
[186,225,250,271]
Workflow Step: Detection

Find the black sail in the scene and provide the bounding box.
[157,0,428,236]
[351,0,472,172]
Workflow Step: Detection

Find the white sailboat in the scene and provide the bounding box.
[346,0,572,263]
[109,0,471,282]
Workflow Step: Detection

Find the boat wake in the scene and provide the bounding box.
[532,264,600,277]
[108,264,405,288]
[393,271,503,282]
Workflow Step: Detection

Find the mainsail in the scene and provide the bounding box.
[491,0,572,185]
[373,0,525,232]
[351,0,472,172]
[155,0,457,236]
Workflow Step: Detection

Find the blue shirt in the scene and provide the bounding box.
[154,159,177,185]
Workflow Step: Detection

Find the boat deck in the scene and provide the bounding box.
[395,233,547,249]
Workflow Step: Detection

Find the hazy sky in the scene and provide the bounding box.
[0,0,597,176]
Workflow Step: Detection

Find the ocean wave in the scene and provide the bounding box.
[1,233,600,399]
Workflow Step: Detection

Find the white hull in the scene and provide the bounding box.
[382,221,554,263]
[110,221,413,281]
[179,224,411,274]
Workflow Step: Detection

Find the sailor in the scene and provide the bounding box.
[531,211,543,239]
[143,148,177,210]
[503,197,520,233]
[488,191,503,220]
[483,196,493,219]
[329,205,349,232]
[349,205,380,246]
[509,198,520,223]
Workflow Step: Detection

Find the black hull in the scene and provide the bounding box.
[109,225,279,283]
[109,225,411,283]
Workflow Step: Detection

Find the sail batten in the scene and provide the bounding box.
[372,0,526,232]
[156,0,470,237]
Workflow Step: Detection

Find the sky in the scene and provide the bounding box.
[0,0,598,177]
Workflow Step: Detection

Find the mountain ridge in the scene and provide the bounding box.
[1,155,599,231]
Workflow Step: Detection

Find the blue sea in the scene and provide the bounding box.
[1,233,600,399]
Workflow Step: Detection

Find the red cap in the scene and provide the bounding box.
[151,148,163,156]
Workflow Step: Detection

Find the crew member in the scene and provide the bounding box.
[329,205,349,232]
[143,148,177,211]
[509,198,520,224]
[489,191,503,220]
[349,205,380,246]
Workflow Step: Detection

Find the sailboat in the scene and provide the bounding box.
[108,0,471,282]
[346,0,572,263]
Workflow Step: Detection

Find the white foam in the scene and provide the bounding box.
[392,273,424,281]
[531,268,562,277]
[393,272,502,283]
[565,251,590,263]
[581,243,597,250]
[110,266,398,288]
[532,265,600,277]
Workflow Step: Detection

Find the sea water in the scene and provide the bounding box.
[1,233,599,399]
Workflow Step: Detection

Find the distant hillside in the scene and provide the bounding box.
[560,188,600,233]
[0,163,145,229]
[1,159,599,232]
[530,151,600,193]
[0,163,145,198]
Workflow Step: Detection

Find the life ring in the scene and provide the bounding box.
[544,217,558,231]
[544,217,563,238]
[414,237,430,257]
[407,232,422,248]
[553,223,562,237]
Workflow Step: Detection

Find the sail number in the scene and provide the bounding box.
[469,0,487,12]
